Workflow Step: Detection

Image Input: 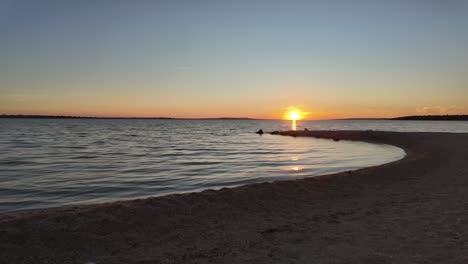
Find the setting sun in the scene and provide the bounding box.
[283,107,308,130]
[284,108,306,120]
[289,111,300,120]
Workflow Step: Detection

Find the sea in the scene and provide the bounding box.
[1,119,467,213]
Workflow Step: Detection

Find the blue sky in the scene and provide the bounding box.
[1,0,467,118]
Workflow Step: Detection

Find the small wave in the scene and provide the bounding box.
[53,145,88,150]
[0,160,36,166]
[74,155,98,160]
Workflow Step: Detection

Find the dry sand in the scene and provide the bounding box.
[1,131,468,264]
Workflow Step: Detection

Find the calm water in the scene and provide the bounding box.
[1,119,466,213]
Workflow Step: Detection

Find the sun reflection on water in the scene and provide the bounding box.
[292,119,297,130]
[290,166,303,172]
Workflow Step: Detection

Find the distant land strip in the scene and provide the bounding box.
[0,115,256,120]
[1,114,467,121]
[391,115,468,121]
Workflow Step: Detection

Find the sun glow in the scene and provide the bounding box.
[289,111,300,120]
[284,107,307,121]
[285,110,302,120]
[283,107,308,130]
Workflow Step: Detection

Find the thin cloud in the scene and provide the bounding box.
[416,105,466,115]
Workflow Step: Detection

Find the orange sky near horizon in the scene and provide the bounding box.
[2,68,466,119]
[1,74,466,119]
[1,95,465,120]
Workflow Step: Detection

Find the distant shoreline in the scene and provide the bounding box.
[1,114,467,121]
[391,115,468,121]
[330,115,468,121]
[0,115,259,120]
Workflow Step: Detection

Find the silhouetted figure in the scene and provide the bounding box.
[304,128,308,131]
[256,129,264,135]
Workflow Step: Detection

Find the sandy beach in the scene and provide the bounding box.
[1,130,468,264]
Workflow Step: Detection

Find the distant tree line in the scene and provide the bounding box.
[0,115,254,120]
[2,114,466,121]
[392,115,468,121]
[0,115,88,119]
[0,115,175,119]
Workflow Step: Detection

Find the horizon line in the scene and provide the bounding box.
[2,114,467,121]
[0,114,382,121]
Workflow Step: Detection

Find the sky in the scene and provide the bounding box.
[1,0,468,119]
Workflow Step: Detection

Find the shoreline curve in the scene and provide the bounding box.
[273,130,408,176]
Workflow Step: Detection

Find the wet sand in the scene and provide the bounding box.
[1,131,468,264]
